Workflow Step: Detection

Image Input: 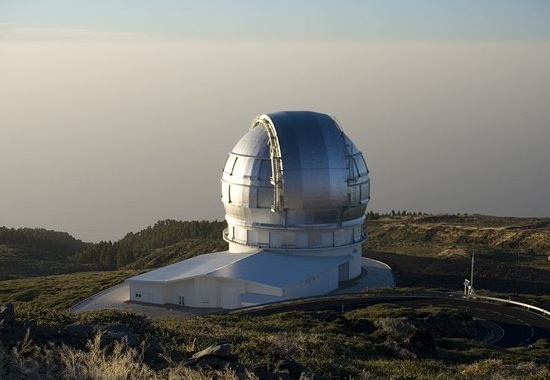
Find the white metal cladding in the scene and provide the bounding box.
[221,111,370,250]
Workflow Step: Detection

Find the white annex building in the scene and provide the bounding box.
[127,111,371,309]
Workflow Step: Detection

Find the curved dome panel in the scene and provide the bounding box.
[231,123,271,158]
[268,111,350,210]
[221,111,370,251]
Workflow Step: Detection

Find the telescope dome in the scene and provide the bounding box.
[221,111,370,252]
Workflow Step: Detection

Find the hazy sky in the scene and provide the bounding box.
[1,1,550,242]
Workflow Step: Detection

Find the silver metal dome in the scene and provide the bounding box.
[221,111,370,251]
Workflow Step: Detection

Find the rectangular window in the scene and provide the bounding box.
[349,185,360,205]
[223,155,238,174]
[355,155,368,175]
[221,183,230,203]
[231,185,243,205]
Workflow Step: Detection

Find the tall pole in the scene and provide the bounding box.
[470,252,475,294]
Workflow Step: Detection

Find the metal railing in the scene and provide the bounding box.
[465,294,550,318]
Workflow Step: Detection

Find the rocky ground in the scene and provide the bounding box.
[0,302,479,379]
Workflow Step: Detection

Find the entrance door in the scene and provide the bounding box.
[338,262,350,282]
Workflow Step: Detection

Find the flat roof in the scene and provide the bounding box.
[126,251,256,283]
[127,250,350,289]
[212,250,349,288]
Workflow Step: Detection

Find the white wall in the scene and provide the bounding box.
[349,248,362,278]
[128,250,360,309]
[166,280,195,306]
[130,276,248,309]
[245,281,282,297]
[128,281,167,305]
[215,277,245,309]
[283,267,339,300]
[192,276,218,307]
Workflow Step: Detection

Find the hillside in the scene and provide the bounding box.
[0,221,227,279]
[2,214,550,379]
[71,219,227,270]
[365,214,550,296]
[3,215,550,297]
[367,214,550,255]
[0,244,99,280]
[123,239,229,270]
[0,227,96,280]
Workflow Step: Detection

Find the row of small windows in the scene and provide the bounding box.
[222,153,369,208]
[224,154,368,182]
[223,181,369,208]
[222,183,272,208]
[223,155,272,181]
[226,226,364,249]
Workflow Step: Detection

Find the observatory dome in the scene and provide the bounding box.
[126,111,380,310]
[221,111,370,253]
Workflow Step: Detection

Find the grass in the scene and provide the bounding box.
[3,305,550,379]
[1,284,550,380]
[0,270,139,311]
[1,331,259,380]
[365,244,550,296]
[358,358,550,380]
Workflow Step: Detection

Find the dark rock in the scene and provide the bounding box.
[404,329,436,358]
[64,324,139,348]
[184,343,240,372]
[169,349,186,362]
[324,314,376,336]
[274,359,308,378]
[0,303,15,326]
[64,324,97,338]
[100,324,133,334]
[145,336,162,353]
[99,325,139,347]
[0,324,25,347]
[300,371,327,380]
[106,331,139,347]
[191,343,232,359]
[143,339,169,370]
[351,318,376,335]
[194,357,230,370]
[323,314,352,329]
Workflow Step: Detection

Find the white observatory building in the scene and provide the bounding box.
[127,111,370,309]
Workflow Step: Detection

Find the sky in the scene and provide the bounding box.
[1,1,550,242]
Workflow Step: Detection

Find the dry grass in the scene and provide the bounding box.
[0,332,254,380]
[164,367,259,380]
[0,270,139,311]
[2,308,550,379]
[2,332,155,380]
[459,359,550,380]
